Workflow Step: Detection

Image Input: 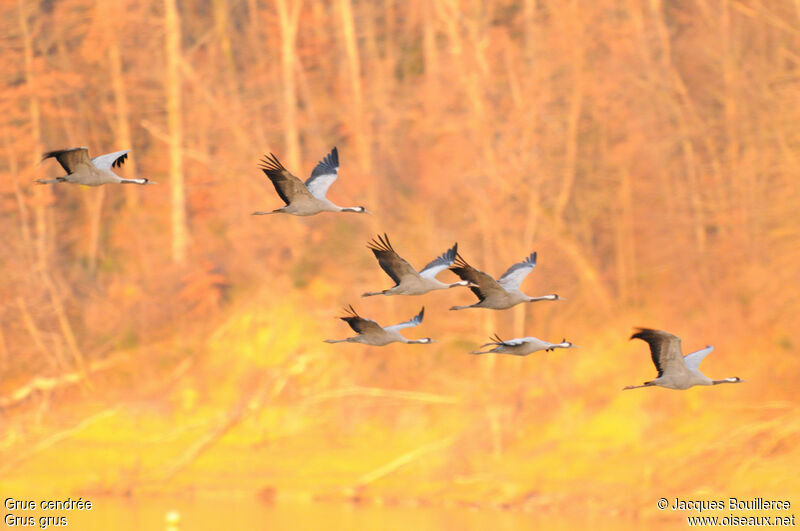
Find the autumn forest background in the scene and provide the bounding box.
[1,0,799,528]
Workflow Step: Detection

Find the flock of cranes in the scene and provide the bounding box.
[38,145,745,392]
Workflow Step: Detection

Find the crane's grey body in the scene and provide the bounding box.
[37,147,150,186]
[449,252,562,310]
[471,334,577,355]
[362,235,471,297]
[625,328,744,391]
[324,306,433,347]
[253,147,368,216]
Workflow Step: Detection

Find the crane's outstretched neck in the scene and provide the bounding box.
[555,340,577,349]
[406,338,433,344]
[527,294,562,302]
[362,289,388,297]
[712,377,744,385]
[622,381,654,390]
[339,206,369,213]
[35,177,67,185]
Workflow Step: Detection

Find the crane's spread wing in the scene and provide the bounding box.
[42,147,91,174]
[367,234,419,285]
[419,243,458,279]
[91,150,130,171]
[683,345,714,370]
[498,252,537,290]
[340,305,384,335]
[258,153,312,206]
[479,333,509,348]
[305,147,339,199]
[449,254,504,302]
[384,307,424,332]
[630,328,687,378]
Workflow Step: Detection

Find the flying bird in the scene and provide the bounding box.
[449,252,562,310]
[252,147,368,216]
[362,235,472,296]
[37,148,151,186]
[624,328,744,390]
[471,334,577,355]
[324,306,433,346]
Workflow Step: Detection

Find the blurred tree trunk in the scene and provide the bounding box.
[18,0,49,272]
[213,0,236,77]
[42,274,88,379]
[87,187,105,274]
[0,325,7,372]
[438,0,500,363]
[515,38,539,337]
[165,0,188,264]
[523,0,536,64]
[553,0,584,225]
[650,0,707,256]
[3,128,34,265]
[276,0,301,170]
[246,0,268,146]
[109,38,139,209]
[615,168,637,303]
[338,0,381,325]
[422,1,439,115]
[362,3,385,147]
[338,0,372,179]
[720,0,747,241]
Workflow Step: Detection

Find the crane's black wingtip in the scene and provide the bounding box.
[111,152,128,168]
[444,243,458,261]
[630,327,655,340]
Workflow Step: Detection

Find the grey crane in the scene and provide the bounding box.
[324,306,433,346]
[252,147,368,216]
[449,252,562,310]
[37,148,151,186]
[362,234,472,297]
[624,328,744,390]
[471,334,577,355]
